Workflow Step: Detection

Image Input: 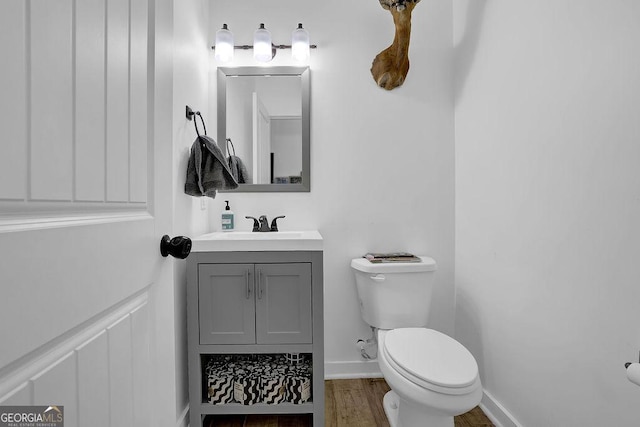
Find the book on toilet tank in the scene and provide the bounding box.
[363,252,421,263]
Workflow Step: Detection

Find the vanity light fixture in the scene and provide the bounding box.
[214,24,234,63]
[253,23,273,62]
[291,24,310,62]
[212,23,316,63]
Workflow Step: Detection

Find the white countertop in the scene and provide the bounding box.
[191,230,323,252]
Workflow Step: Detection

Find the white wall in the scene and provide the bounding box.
[172,0,210,424]
[454,1,640,425]
[209,0,455,376]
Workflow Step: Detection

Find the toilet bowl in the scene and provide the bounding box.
[377,328,482,427]
[351,256,482,427]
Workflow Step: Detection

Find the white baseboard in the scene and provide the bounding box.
[324,360,383,379]
[479,389,522,427]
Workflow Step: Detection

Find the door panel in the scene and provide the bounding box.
[0,2,166,427]
[108,314,135,427]
[30,0,73,201]
[77,331,109,427]
[128,0,149,203]
[31,352,77,426]
[0,1,26,200]
[0,219,155,367]
[198,264,256,344]
[256,263,312,344]
[75,0,106,202]
[106,0,131,202]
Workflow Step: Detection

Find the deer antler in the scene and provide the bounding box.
[371,0,421,90]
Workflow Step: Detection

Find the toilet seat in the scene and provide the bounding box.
[382,328,479,396]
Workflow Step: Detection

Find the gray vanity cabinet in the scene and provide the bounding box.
[187,250,324,427]
[198,263,312,345]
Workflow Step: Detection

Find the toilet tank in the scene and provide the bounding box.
[351,256,437,329]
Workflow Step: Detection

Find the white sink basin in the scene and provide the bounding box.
[191,230,323,252]
[214,231,304,240]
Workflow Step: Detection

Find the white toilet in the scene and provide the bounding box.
[351,256,482,427]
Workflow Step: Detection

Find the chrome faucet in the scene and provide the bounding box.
[258,215,270,232]
[245,215,286,232]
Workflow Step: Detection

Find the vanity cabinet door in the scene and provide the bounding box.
[255,263,312,344]
[198,264,255,344]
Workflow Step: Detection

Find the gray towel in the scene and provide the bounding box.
[228,155,250,184]
[185,135,238,198]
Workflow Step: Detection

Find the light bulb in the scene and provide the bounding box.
[291,23,310,62]
[215,24,234,63]
[253,23,273,62]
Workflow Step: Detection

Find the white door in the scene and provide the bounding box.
[252,92,272,184]
[0,2,174,427]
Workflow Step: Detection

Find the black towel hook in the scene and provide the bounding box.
[185,105,207,137]
[226,138,236,156]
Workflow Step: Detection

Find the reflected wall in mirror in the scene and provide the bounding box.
[218,66,310,192]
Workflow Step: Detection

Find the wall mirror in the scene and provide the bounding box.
[218,66,310,192]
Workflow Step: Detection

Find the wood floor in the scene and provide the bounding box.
[206,378,493,426]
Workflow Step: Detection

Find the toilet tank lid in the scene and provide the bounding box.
[350,256,437,273]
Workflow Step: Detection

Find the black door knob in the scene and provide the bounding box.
[160,235,192,259]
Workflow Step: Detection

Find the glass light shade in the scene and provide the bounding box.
[291,23,310,62]
[215,24,234,63]
[253,23,273,62]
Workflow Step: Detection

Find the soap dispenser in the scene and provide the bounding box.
[221,201,234,231]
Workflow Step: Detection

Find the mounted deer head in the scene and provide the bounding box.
[371,0,421,90]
